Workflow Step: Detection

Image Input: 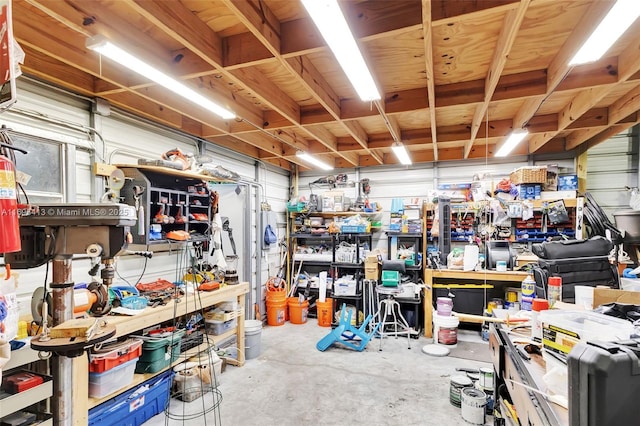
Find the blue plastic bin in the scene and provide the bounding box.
[88,370,174,426]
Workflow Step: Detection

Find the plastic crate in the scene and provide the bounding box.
[341,224,368,233]
[90,338,143,373]
[138,330,185,363]
[88,370,174,426]
[89,358,138,399]
[381,270,400,287]
[287,202,306,212]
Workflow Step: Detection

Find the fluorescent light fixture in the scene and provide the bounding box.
[296,151,334,171]
[495,130,529,157]
[391,142,412,165]
[569,0,640,65]
[302,0,380,102]
[86,35,236,120]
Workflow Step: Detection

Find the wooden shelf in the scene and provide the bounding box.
[0,374,52,418]
[289,211,380,218]
[115,164,231,183]
[105,283,248,339]
[87,337,227,409]
[75,283,248,420]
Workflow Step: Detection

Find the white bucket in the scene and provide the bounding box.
[461,387,487,425]
[433,315,459,347]
[245,319,263,360]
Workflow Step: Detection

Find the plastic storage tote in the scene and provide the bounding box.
[135,330,185,374]
[89,358,138,399]
[89,338,143,373]
[88,370,174,426]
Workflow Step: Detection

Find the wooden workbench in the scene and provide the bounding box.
[490,321,567,425]
[423,269,528,338]
[71,282,249,425]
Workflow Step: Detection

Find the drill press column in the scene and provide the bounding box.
[51,257,74,425]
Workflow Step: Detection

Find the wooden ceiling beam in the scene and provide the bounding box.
[223,32,274,70]
[221,0,364,167]
[431,0,519,24]
[583,120,640,152]
[422,0,438,161]
[18,1,298,166]
[125,0,299,131]
[567,107,608,130]
[20,48,95,96]
[514,1,615,130]
[25,0,210,77]
[203,135,261,159]
[280,1,422,57]
[566,83,640,150]
[20,0,266,128]
[465,0,529,158]
[530,19,640,153]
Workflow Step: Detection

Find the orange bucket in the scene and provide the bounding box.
[316,298,333,327]
[266,299,286,326]
[287,297,309,324]
[266,288,286,302]
[266,288,287,325]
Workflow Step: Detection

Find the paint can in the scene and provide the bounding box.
[461,388,487,425]
[449,375,473,407]
[433,314,459,347]
[436,297,453,316]
[505,289,518,303]
[478,367,494,391]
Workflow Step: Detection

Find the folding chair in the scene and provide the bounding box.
[316,304,380,352]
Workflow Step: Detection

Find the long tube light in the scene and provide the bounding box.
[569,0,640,65]
[391,142,412,165]
[495,130,529,157]
[301,0,380,102]
[86,35,236,120]
[296,151,334,171]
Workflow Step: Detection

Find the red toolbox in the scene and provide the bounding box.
[89,338,143,373]
[1,371,44,394]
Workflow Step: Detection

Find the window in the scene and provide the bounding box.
[8,131,65,204]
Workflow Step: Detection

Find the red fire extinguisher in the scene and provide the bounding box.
[0,142,27,253]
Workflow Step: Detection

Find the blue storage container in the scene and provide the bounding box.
[89,370,174,426]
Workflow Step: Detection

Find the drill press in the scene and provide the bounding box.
[6,202,141,425]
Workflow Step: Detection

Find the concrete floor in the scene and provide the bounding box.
[144,320,493,426]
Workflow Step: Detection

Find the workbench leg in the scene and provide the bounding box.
[237,293,246,366]
[423,269,433,339]
[73,357,88,426]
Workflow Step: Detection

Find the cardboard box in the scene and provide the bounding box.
[517,184,541,200]
[365,265,379,280]
[365,254,379,264]
[558,174,578,191]
[593,288,640,308]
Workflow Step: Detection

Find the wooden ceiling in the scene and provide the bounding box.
[13,0,640,170]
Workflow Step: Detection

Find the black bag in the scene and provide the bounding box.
[532,236,618,302]
[533,256,619,302]
[531,235,612,259]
